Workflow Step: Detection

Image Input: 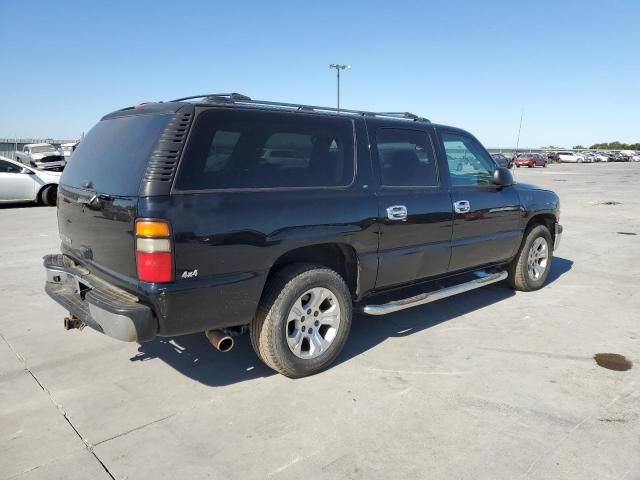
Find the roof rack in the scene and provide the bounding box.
[170,93,252,102]
[377,112,429,122]
[169,93,430,123]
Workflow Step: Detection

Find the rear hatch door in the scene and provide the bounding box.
[58,111,173,285]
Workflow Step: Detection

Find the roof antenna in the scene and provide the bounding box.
[515,109,524,156]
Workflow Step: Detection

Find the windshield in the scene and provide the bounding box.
[30,145,57,154]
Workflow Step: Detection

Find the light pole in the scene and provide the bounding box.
[329,64,350,111]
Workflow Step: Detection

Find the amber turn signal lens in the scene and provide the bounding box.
[135,220,170,238]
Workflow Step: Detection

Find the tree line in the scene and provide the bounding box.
[572,141,640,150]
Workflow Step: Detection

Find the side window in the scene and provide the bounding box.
[205,131,241,172]
[442,132,496,186]
[375,128,438,187]
[175,110,355,190]
[0,160,21,173]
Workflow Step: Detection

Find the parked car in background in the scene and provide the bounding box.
[546,151,560,162]
[491,153,512,168]
[611,152,629,162]
[593,153,610,162]
[557,151,585,163]
[514,153,547,168]
[0,156,60,205]
[618,150,639,162]
[15,143,66,171]
[61,142,77,160]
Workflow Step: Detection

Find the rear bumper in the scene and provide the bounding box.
[43,254,156,342]
[554,223,563,251]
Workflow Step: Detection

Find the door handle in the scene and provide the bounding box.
[453,200,471,214]
[386,205,408,221]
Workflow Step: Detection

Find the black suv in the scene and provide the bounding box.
[44,93,562,377]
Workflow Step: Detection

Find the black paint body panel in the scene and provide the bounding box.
[52,103,560,338]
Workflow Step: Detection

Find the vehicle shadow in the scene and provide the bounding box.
[0,202,43,209]
[131,256,573,387]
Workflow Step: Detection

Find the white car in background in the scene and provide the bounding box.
[0,156,60,205]
[15,143,66,170]
[557,151,586,163]
[61,142,78,160]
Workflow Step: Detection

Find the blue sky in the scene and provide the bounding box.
[1,0,638,148]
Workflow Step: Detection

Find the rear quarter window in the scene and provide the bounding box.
[174,109,355,190]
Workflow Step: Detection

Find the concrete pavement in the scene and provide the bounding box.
[1,163,639,479]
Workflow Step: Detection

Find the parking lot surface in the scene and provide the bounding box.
[1,163,639,480]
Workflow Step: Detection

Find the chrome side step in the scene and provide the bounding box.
[363,271,508,316]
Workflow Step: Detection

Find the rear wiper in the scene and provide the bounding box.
[77,193,112,209]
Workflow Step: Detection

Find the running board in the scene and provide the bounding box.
[363,271,508,316]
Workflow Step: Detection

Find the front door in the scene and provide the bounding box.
[439,130,522,272]
[0,160,35,201]
[372,126,453,288]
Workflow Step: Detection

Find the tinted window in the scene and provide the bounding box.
[175,110,355,190]
[61,113,172,195]
[442,132,495,186]
[375,128,438,187]
[0,160,22,173]
[30,145,57,154]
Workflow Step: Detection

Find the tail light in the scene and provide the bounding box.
[135,219,173,283]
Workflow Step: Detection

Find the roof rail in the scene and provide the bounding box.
[170,93,252,102]
[377,111,429,122]
[169,94,430,123]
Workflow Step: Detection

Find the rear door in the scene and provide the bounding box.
[438,129,522,272]
[57,111,173,284]
[371,124,453,288]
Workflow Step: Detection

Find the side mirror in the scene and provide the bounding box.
[21,167,35,175]
[493,167,513,187]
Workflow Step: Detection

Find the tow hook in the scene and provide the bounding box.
[64,315,85,331]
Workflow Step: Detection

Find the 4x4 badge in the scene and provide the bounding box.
[181,269,198,279]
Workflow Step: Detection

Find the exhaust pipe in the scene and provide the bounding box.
[64,315,85,331]
[205,329,234,352]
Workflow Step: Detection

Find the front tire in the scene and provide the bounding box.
[40,185,58,206]
[250,264,352,378]
[507,224,553,291]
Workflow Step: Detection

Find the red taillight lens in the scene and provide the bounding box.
[136,252,173,283]
[135,219,173,283]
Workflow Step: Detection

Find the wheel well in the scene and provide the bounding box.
[526,213,556,241]
[37,183,57,202]
[267,244,359,299]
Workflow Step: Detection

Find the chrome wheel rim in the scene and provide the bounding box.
[527,237,549,280]
[286,287,341,359]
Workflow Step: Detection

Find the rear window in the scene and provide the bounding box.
[175,109,355,190]
[61,113,172,196]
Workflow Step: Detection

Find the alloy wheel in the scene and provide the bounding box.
[285,287,341,359]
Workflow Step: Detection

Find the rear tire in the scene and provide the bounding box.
[250,263,352,378]
[507,224,553,291]
[40,185,57,206]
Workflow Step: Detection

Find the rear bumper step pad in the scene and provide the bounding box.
[43,254,157,342]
